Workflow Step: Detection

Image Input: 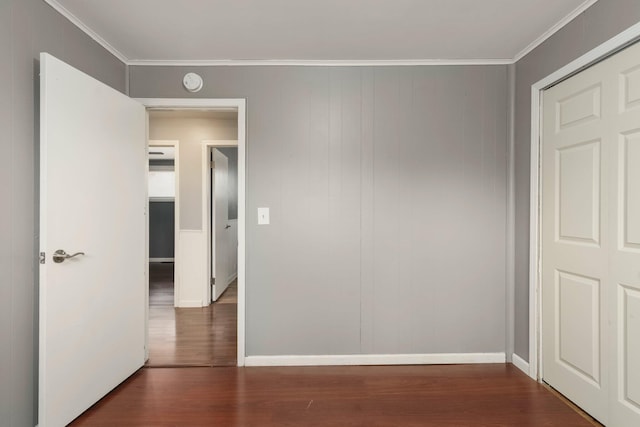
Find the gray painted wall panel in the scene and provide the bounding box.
[0,1,13,423]
[359,69,376,354]
[513,0,640,361]
[1,0,126,424]
[130,64,509,357]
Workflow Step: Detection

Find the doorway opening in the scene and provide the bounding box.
[148,140,178,304]
[144,107,243,367]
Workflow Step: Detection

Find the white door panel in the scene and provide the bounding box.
[39,53,146,426]
[542,40,640,426]
[556,140,601,245]
[556,271,601,385]
[619,130,640,251]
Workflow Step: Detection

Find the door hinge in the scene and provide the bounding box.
[210,161,215,169]
[39,252,46,264]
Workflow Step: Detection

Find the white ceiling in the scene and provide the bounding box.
[48,0,597,64]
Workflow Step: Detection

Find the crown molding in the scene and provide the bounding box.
[513,0,600,62]
[45,0,602,67]
[43,0,128,63]
[126,58,513,67]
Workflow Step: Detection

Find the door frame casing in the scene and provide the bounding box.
[137,98,247,367]
[203,140,238,304]
[528,22,640,381]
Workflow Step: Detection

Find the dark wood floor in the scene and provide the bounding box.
[71,364,596,426]
[147,263,237,367]
[85,265,595,425]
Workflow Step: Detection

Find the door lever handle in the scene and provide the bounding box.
[225,224,231,229]
[53,249,85,263]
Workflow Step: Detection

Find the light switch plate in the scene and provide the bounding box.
[258,207,270,225]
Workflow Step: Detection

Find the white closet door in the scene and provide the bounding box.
[541,40,640,426]
[541,53,612,425]
[607,41,640,427]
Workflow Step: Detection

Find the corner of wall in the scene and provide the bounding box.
[125,63,130,97]
[505,63,516,363]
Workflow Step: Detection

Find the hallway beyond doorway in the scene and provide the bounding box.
[147,262,237,367]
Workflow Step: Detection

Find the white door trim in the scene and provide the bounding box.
[528,21,640,381]
[148,139,179,307]
[137,98,246,367]
[202,140,238,304]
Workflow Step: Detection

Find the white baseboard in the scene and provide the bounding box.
[149,257,174,263]
[511,353,531,376]
[177,299,203,308]
[244,352,506,367]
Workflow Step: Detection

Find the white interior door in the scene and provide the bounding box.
[541,59,611,424]
[607,41,640,427]
[541,41,640,426]
[212,149,230,301]
[39,53,146,426]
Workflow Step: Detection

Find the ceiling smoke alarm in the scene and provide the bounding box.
[182,72,203,93]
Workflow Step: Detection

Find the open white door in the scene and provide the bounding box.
[39,53,146,426]
[212,149,230,301]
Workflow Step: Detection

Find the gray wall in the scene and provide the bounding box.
[130,65,509,356]
[0,0,126,425]
[217,147,238,220]
[513,0,640,361]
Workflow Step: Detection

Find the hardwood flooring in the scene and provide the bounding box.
[104,265,596,426]
[71,364,597,426]
[147,263,237,367]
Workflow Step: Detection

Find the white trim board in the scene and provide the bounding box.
[202,139,238,146]
[140,98,247,368]
[245,353,506,367]
[149,258,174,263]
[513,0,600,62]
[176,300,204,308]
[528,20,640,381]
[127,59,513,66]
[46,0,600,66]
[511,353,530,376]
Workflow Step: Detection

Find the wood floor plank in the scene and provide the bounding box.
[71,364,594,426]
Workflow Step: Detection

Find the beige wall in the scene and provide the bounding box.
[149,116,237,230]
